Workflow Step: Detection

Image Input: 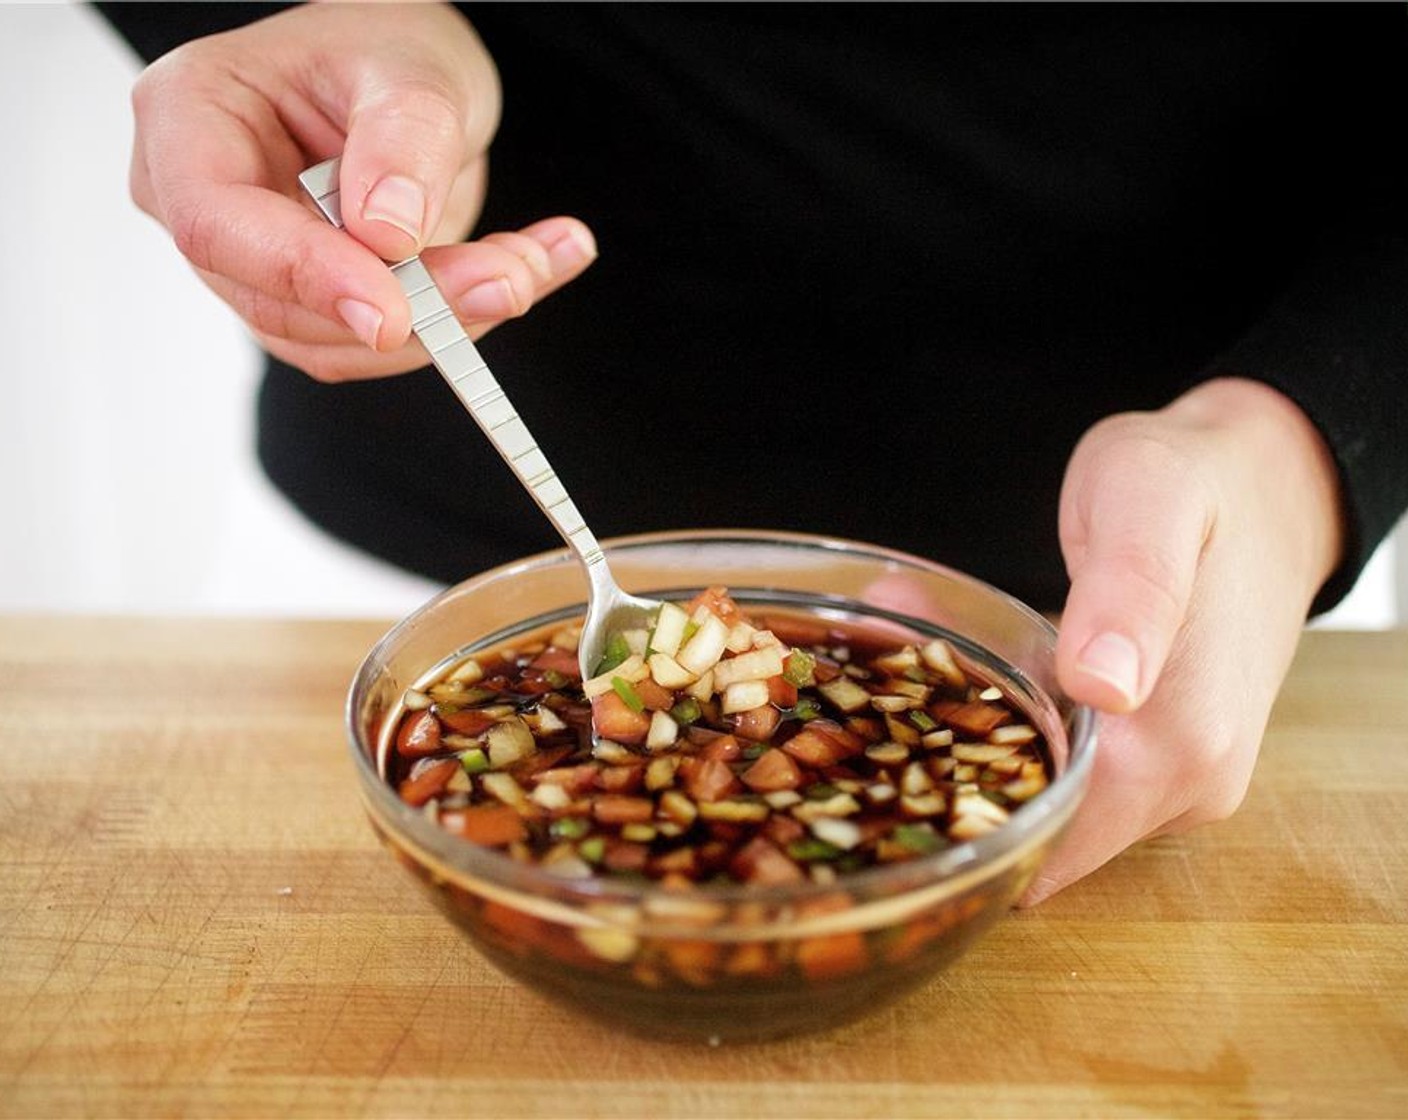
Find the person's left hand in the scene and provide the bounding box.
[1022,376,1345,904]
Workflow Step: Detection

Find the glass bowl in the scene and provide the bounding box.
[346,529,1096,1043]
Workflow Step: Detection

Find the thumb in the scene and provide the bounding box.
[1056,422,1213,713]
[335,48,500,261]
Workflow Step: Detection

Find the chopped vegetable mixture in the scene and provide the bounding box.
[389,587,1050,888]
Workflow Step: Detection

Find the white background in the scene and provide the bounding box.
[1,2,1402,626]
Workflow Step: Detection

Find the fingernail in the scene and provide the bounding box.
[336,298,383,349]
[1076,631,1141,708]
[547,225,598,271]
[363,175,426,244]
[458,276,520,320]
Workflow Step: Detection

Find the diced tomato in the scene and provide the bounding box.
[685,585,744,627]
[724,942,783,979]
[767,674,799,708]
[740,747,802,792]
[811,657,844,683]
[632,676,675,711]
[397,758,458,806]
[729,837,804,886]
[595,765,645,794]
[440,804,527,846]
[517,743,575,778]
[529,645,582,680]
[649,846,700,878]
[591,691,650,745]
[809,719,865,755]
[592,794,655,824]
[762,813,806,847]
[733,704,782,743]
[942,700,1012,736]
[780,727,843,767]
[796,930,869,981]
[602,838,650,872]
[700,734,743,763]
[844,715,886,742]
[480,900,548,949]
[436,707,497,736]
[513,673,559,696]
[679,757,741,803]
[531,762,600,794]
[663,939,722,983]
[779,719,861,767]
[684,725,726,748]
[927,698,963,722]
[396,709,442,758]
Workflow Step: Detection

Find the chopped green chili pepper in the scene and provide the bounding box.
[551,817,590,840]
[787,838,842,862]
[741,742,769,760]
[783,648,817,687]
[908,710,938,733]
[611,676,645,712]
[543,669,570,689]
[594,632,632,677]
[459,747,490,774]
[670,697,702,725]
[805,782,839,800]
[578,836,606,863]
[892,823,943,854]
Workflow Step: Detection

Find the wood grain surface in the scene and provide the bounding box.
[1,617,1404,1119]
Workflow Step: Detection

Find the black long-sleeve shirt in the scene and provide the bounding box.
[95,2,1408,614]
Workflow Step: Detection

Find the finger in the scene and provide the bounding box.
[337,19,500,259]
[420,218,598,324]
[163,185,414,351]
[131,52,411,352]
[1016,716,1166,906]
[256,331,435,383]
[1056,424,1213,713]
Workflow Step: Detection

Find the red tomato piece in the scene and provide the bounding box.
[396,709,443,758]
[767,674,800,708]
[632,676,675,711]
[796,931,869,981]
[729,837,805,886]
[436,707,497,736]
[740,747,802,792]
[397,758,458,806]
[777,726,839,772]
[679,757,741,803]
[595,766,646,794]
[529,645,583,680]
[700,734,743,763]
[686,585,744,627]
[440,804,527,846]
[591,691,650,745]
[592,794,655,824]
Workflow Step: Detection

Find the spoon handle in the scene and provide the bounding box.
[297,157,605,571]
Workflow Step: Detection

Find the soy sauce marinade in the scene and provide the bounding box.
[387,587,1050,887]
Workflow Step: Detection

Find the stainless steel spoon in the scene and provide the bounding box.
[299,157,658,680]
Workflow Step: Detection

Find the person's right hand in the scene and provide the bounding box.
[127,1,597,382]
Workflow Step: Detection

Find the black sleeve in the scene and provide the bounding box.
[1196,15,1408,616]
[92,2,298,65]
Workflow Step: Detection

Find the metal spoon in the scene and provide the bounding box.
[298,157,658,680]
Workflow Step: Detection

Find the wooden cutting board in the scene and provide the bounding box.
[1,617,1405,1118]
